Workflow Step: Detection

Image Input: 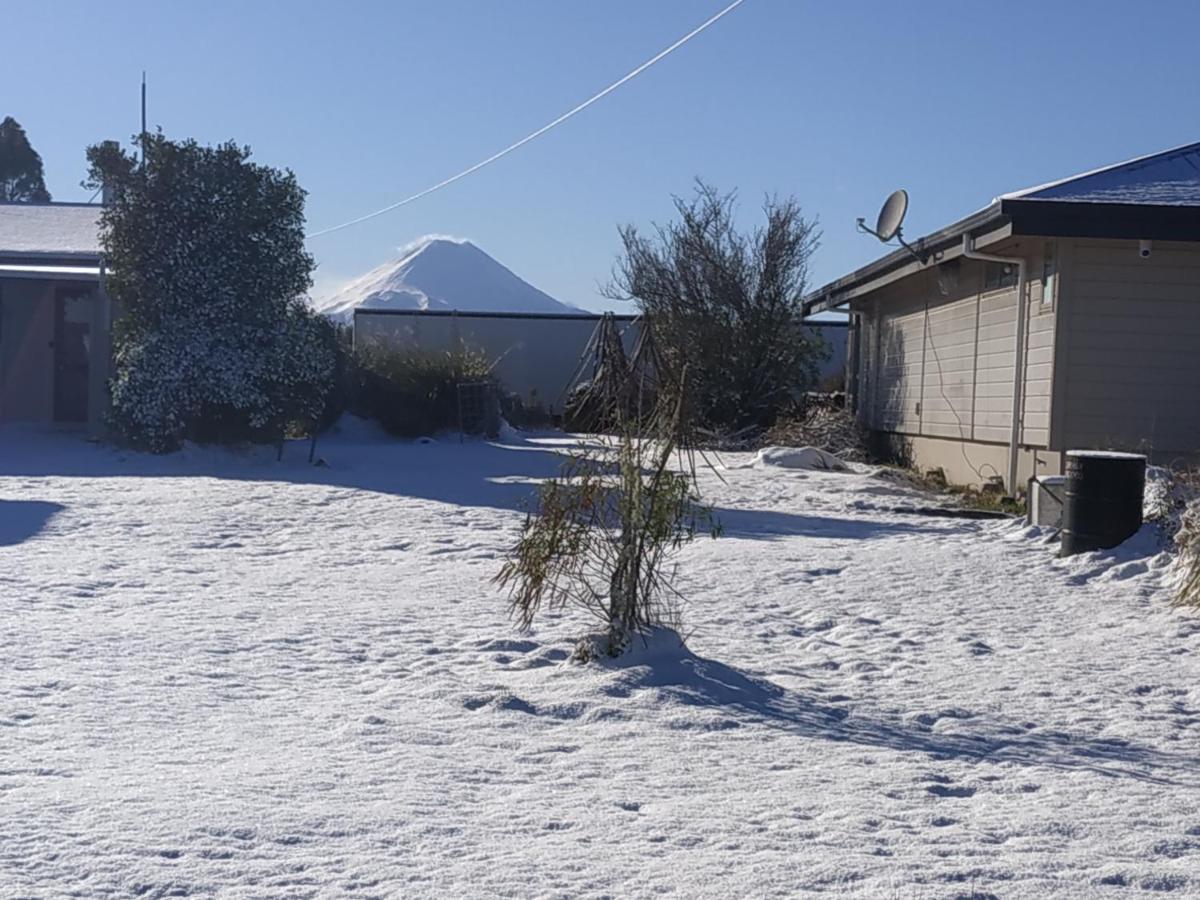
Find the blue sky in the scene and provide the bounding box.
[4,1,1198,311]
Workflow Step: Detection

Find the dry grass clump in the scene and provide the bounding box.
[1160,466,1200,608]
[761,398,868,462]
[1173,500,1200,608]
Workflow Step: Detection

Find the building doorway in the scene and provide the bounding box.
[53,287,92,424]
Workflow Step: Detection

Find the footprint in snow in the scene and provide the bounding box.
[919,773,953,784]
[461,691,537,715]
[475,638,539,654]
[927,784,977,798]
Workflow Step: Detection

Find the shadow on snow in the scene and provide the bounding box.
[597,630,1198,786]
[0,427,945,543]
[0,500,64,547]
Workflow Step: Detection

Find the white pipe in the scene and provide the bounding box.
[961,233,1028,496]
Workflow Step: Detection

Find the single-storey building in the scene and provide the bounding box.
[804,141,1200,493]
[0,201,111,436]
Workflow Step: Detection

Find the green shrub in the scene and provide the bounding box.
[314,322,356,433]
[351,342,494,437]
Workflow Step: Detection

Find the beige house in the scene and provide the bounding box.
[804,142,1200,493]
[0,202,111,437]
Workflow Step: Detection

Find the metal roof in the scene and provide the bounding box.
[1002,141,1200,206]
[0,201,103,261]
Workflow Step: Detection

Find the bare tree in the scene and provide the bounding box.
[607,181,826,431]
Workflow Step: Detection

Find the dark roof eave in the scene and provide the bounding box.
[1001,197,1200,240]
[0,251,104,267]
[802,202,1005,315]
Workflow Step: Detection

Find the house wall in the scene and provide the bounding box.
[1056,238,1200,457]
[854,238,1060,488]
[0,275,107,431]
[0,278,56,422]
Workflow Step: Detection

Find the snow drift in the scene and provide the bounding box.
[315,236,584,322]
[752,446,850,471]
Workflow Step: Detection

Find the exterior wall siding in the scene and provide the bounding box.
[1058,239,1200,455]
[853,239,1057,487]
[0,276,107,432]
[870,283,927,433]
[0,278,56,423]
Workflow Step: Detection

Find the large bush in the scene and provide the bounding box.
[351,342,494,437]
[87,135,334,451]
[608,181,828,431]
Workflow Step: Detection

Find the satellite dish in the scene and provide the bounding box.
[855,188,928,263]
[875,189,909,242]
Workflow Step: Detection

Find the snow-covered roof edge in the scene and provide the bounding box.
[0,201,104,260]
[1000,140,1200,205]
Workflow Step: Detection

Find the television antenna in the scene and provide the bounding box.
[856,189,928,264]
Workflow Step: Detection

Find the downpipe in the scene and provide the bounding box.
[961,233,1028,497]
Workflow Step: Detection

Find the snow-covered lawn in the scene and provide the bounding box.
[2,423,1198,897]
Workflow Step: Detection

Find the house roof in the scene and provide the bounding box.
[1003,141,1200,206]
[0,202,103,263]
[803,142,1200,316]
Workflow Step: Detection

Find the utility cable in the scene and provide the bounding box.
[307,0,747,239]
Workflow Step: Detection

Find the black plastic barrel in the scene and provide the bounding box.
[1060,451,1146,556]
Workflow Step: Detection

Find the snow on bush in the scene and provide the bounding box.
[87,135,334,451]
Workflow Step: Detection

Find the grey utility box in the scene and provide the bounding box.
[1028,475,1066,529]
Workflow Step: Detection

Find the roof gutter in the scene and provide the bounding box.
[960,233,1027,496]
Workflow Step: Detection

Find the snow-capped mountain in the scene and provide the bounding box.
[315,236,583,321]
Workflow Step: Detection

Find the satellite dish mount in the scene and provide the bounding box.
[856,189,928,264]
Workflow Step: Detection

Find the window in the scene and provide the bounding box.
[1041,241,1058,307]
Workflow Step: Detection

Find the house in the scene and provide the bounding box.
[0,201,111,437]
[803,141,1200,493]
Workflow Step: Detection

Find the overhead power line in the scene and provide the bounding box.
[307,0,747,239]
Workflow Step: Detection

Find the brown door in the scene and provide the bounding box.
[53,287,93,424]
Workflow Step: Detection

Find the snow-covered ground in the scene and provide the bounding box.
[2,423,1198,897]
